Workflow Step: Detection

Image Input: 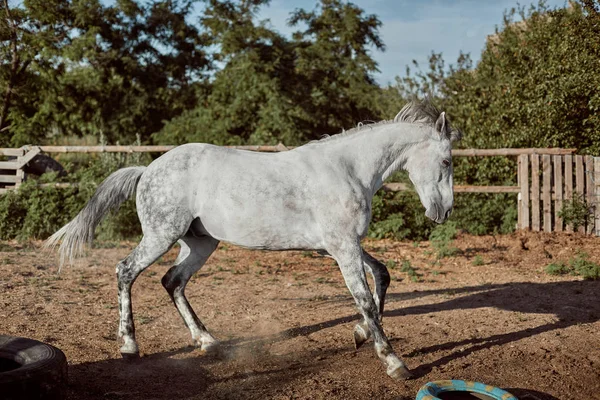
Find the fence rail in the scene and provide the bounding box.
[2,145,577,156]
[1,145,597,234]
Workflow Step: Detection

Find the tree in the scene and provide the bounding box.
[0,0,211,146]
[0,0,72,145]
[154,0,386,146]
[155,0,304,145]
[397,1,600,183]
[384,1,600,235]
[288,0,385,135]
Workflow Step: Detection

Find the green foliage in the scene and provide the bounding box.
[429,221,459,259]
[387,1,600,238]
[545,252,600,280]
[472,255,485,266]
[155,0,386,146]
[545,261,572,276]
[0,152,147,241]
[2,1,599,241]
[558,193,593,231]
[368,189,434,241]
[452,193,518,236]
[400,2,600,155]
[399,259,420,282]
[1,0,210,146]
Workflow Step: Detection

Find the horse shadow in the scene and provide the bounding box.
[67,280,598,399]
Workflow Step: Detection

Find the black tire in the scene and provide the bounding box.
[0,335,68,400]
[22,154,67,177]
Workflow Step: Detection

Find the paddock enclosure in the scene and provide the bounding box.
[1,233,599,399]
[2,145,599,235]
[1,145,599,399]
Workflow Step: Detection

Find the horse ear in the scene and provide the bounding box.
[435,112,449,137]
[393,110,402,122]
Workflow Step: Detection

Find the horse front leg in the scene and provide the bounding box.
[328,241,412,380]
[353,249,391,349]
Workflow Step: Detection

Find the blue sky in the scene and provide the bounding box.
[256,0,568,85]
[97,0,569,85]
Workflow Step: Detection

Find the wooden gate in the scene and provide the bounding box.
[518,154,600,235]
[0,147,40,194]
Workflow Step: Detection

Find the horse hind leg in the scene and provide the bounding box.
[161,234,220,353]
[117,234,176,357]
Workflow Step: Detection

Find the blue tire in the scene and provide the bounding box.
[416,380,518,400]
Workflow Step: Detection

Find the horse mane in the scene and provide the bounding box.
[308,97,462,145]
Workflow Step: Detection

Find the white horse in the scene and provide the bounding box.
[46,98,461,380]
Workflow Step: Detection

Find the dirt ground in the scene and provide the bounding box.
[1,232,599,400]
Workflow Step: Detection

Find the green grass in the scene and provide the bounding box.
[472,255,484,266]
[400,259,420,282]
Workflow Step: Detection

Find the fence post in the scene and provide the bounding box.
[585,156,594,234]
[542,155,552,232]
[595,157,600,236]
[564,155,573,232]
[15,150,25,189]
[519,154,530,230]
[553,155,563,232]
[575,155,585,233]
[531,155,540,231]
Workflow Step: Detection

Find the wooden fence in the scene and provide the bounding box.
[517,154,600,235]
[2,145,598,235]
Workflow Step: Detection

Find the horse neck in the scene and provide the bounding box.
[326,123,429,195]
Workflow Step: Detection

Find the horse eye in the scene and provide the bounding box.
[442,159,451,168]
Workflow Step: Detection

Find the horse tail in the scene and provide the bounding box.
[45,166,146,268]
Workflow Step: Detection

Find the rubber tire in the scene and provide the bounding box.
[0,335,68,400]
[416,380,518,400]
[22,154,67,177]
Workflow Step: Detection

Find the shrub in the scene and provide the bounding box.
[544,261,572,276]
[400,259,420,282]
[429,221,459,259]
[558,193,593,232]
[368,189,435,241]
[544,252,600,281]
[367,174,518,241]
[569,252,600,280]
[0,150,149,242]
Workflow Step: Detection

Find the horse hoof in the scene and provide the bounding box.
[201,341,221,356]
[120,343,140,359]
[387,366,414,380]
[353,325,369,350]
[120,351,140,360]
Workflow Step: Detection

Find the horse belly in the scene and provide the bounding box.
[197,197,323,250]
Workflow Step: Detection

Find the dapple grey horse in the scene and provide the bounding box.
[46,98,461,380]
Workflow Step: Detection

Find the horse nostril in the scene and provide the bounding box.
[445,209,451,220]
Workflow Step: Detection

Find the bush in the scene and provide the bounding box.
[569,252,600,280]
[368,189,435,241]
[0,151,149,242]
[429,221,459,259]
[545,252,600,281]
[558,193,593,232]
[367,168,518,241]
